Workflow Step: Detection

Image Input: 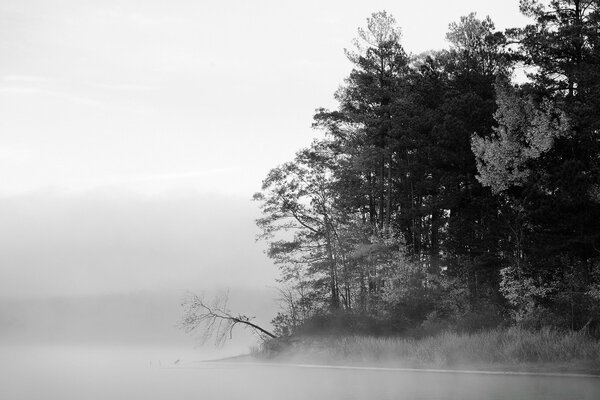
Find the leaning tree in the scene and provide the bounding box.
[178,291,276,345]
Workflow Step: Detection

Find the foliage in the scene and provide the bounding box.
[268,327,600,368]
[472,83,570,193]
[254,3,600,339]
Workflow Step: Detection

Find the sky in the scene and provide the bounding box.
[0,0,529,196]
[0,0,530,344]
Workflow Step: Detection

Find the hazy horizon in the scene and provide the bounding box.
[3,1,600,399]
[1,0,529,352]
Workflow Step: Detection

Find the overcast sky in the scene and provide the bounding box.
[0,0,529,302]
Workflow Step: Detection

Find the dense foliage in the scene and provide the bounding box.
[254,1,600,337]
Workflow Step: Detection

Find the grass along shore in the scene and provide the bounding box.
[254,327,600,374]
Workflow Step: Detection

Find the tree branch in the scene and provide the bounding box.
[178,291,277,346]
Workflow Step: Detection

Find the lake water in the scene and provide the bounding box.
[1,345,599,400]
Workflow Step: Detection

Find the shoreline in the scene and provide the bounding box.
[197,328,600,377]
[200,353,600,378]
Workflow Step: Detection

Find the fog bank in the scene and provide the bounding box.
[0,190,276,299]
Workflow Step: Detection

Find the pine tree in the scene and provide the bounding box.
[473,0,600,328]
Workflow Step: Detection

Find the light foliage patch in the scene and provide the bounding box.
[471,84,570,193]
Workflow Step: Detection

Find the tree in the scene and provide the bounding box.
[516,0,600,97]
[490,0,600,263]
[254,140,346,310]
[310,11,413,313]
[315,10,409,234]
[254,5,600,335]
[471,82,570,193]
[404,13,508,304]
[446,12,508,77]
[471,0,600,328]
[178,292,276,345]
[263,11,511,329]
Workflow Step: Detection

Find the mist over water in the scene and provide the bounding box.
[2,0,600,398]
[0,199,598,398]
[1,344,599,400]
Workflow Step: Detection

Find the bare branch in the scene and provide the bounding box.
[178,291,277,346]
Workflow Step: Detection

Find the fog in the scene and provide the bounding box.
[1,346,599,400]
[1,0,599,398]
[0,289,276,348]
[0,190,279,364]
[1,108,597,400]
[6,171,597,400]
[0,190,276,299]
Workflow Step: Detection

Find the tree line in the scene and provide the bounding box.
[254,0,600,337]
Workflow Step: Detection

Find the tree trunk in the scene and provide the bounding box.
[386,152,393,232]
[368,171,376,228]
[324,219,340,310]
[430,209,440,273]
[379,153,385,230]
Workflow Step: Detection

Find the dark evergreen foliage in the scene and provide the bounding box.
[255,2,600,337]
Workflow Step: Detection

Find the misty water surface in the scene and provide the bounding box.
[1,345,599,400]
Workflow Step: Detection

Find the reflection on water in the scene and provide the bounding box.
[1,345,599,400]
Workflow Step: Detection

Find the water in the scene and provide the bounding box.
[1,345,599,400]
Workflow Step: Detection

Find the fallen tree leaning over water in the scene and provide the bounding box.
[178,291,277,345]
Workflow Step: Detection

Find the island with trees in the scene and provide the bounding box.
[182,0,600,372]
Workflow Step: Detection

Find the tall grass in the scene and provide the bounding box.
[269,327,600,369]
